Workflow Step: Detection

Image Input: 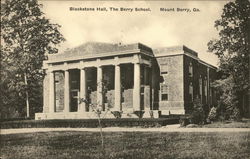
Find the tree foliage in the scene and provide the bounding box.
[212,76,240,120]
[0,0,65,118]
[208,0,250,118]
[208,0,249,91]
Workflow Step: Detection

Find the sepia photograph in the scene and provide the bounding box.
[1,0,249,158]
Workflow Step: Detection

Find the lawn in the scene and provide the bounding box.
[202,119,250,128]
[1,131,249,159]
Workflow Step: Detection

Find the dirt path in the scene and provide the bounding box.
[1,125,250,135]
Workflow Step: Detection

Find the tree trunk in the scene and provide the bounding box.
[24,73,30,118]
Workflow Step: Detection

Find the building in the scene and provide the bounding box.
[35,42,217,120]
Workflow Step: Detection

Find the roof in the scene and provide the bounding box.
[153,45,217,69]
[47,42,153,63]
[153,45,198,58]
[46,42,216,69]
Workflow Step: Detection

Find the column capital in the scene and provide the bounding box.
[114,57,121,66]
[63,68,69,72]
[47,69,54,73]
[133,61,141,65]
[79,67,86,70]
[79,61,86,69]
[96,65,104,68]
[133,54,141,64]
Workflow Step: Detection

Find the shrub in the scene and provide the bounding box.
[207,106,217,122]
[212,77,242,121]
[230,107,241,121]
[134,111,145,118]
[0,118,180,129]
[190,97,205,125]
[111,111,122,119]
[179,116,191,127]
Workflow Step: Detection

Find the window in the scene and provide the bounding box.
[189,62,193,77]
[210,87,213,102]
[55,76,60,82]
[204,77,207,97]
[121,92,125,103]
[56,99,59,105]
[161,84,168,101]
[144,67,150,85]
[162,94,168,101]
[199,76,202,97]
[189,82,193,101]
[142,66,150,85]
[160,64,169,84]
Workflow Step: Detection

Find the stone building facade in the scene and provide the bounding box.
[35,42,217,120]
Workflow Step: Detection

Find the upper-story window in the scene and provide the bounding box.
[189,62,193,77]
[160,64,168,84]
[161,64,168,74]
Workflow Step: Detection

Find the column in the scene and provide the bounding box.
[144,66,151,110]
[64,69,70,113]
[49,71,55,113]
[133,63,141,111]
[114,64,121,111]
[79,68,87,112]
[207,68,210,107]
[149,67,153,110]
[97,66,103,109]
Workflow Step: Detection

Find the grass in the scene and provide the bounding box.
[203,118,250,128]
[1,131,249,159]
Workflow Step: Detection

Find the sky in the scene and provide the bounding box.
[40,0,229,66]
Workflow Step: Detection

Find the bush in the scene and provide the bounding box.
[212,77,242,121]
[190,97,205,125]
[0,118,180,129]
[179,116,191,127]
[230,107,241,121]
[111,111,122,119]
[134,111,145,118]
[207,106,217,122]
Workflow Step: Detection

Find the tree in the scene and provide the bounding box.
[79,80,113,157]
[207,0,250,118]
[212,76,240,120]
[1,0,65,118]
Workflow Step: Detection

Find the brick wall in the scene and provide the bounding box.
[184,55,217,114]
[156,55,184,113]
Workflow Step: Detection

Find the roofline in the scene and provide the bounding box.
[198,59,217,69]
[45,49,154,64]
[154,45,217,69]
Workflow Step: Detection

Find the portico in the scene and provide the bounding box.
[35,42,155,119]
